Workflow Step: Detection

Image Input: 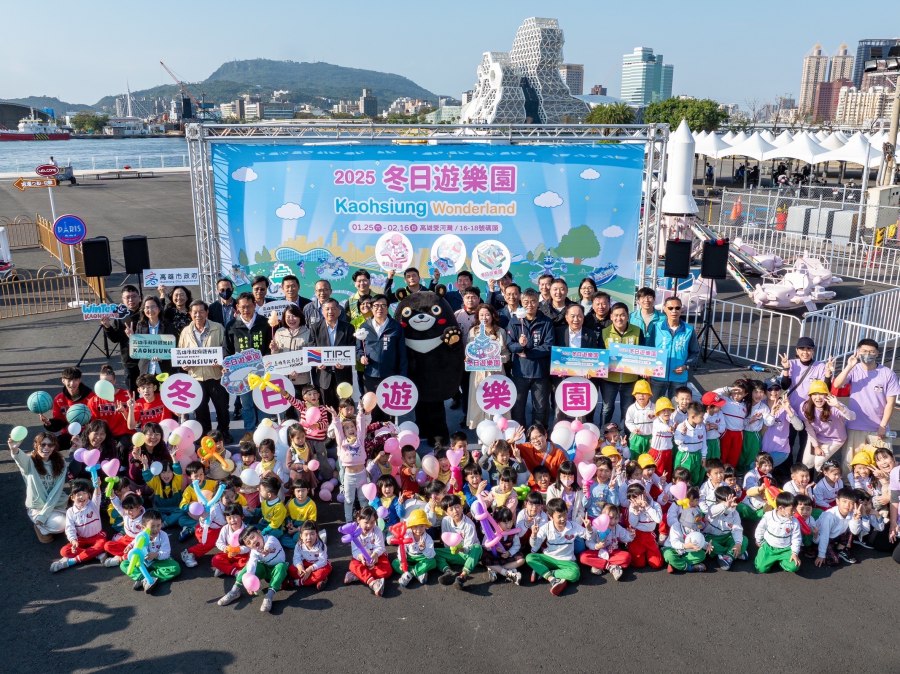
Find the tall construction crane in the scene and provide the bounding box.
[160,60,203,120]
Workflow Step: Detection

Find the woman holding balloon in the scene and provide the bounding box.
[7,430,68,543]
[126,423,171,485]
[67,420,125,482]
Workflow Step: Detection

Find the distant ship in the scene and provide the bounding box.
[0,113,70,141]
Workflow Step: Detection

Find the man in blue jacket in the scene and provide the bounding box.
[651,297,699,399]
[508,288,554,428]
[357,294,407,421]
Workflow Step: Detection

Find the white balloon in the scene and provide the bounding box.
[550,426,574,449]
[398,421,419,436]
[240,468,261,487]
[67,422,82,436]
[150,461,163,476]
[183,420,203,442]
[583,423,601,438]
[476,419,500,445]
[252,424,278,446]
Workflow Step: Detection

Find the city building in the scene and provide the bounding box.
[589,84,607,96]
[558,63,584,95]
[460,17,589,124]
[861,56,900,92]
[262,103,294,120]
[835,85,890,126]
[852,39,900,88]
[830,44,854,82]
[359,89,378,118]
[813,79,852,122]
[424,104,462,124]
[619,47,674,107]
[461,90,474,105]
[799,44,829,115]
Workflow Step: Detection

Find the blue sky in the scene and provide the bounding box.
[5,1,898,106]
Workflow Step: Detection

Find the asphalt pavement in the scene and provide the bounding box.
[0,174,898,674]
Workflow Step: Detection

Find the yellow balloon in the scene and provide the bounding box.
[336,382,353,400]
[132,432,146,448]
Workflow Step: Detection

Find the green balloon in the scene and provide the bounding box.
[10,426,28,443]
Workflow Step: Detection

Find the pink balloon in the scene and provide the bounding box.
[577,462,597,482]
[361,483,378,501]
[446,449,464,468]
[592,514,610,532]
[384,437,400,454]
[496,417,509,431]
[441,532,462,547]
[361,392,377,413]
[377,506,389,519]
[73,448,86,463]
[101,459,120,477]
[188,501,205,517]
[396,430,420,451]
[670,482,689,501]
[421,455,439,479]
[389,452,403,468]
[159,418,179,434]
[304,407,322,426]
[177,425,196,445]
[307,460,320,472]
[570,420,584,432]
[574,429,599,452]
[242,573,261,593]
[83,448,101,468]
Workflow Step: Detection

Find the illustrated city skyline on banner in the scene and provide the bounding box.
[212,143,644,305]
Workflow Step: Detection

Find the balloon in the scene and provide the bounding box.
[304,406,322,426]
[686,530,707,549]
[169,432,182,446]
[396,430,420,451]
[177,425,196,445]
[188,501,205,517]
[252,425,277,446]
[361,483,378,501]
[389,452,403,468]
[131,432,146,448]
[101,459,120,477]
[94,379,115,403]
[67,422,82,436]
[150,461,163,476]
[159,418,179,435]
[670,482,689,501]
[260,417,275,428]
[398,421,419,435]
[583,423,602,438]
[384,437,400,453]
[496,417,508,431]
[570,420,584,432]
[10,426,28,443]
[592,514,610,532]
[183,420,203,441]
[319,489,332,502]
[337,493,346,503]
[550,426,573,449]
[83,448,101,468]
[447,449,465,468]
[26,391,53,414]
[240,469,261,488]
[421,454,440,479]
[476,420,500,445]
[325,478,339,490]
[555,420,572,431]
[441,532,462,547]
[242,573,261,593]
[574,429,599,452]
[377,506,389,519]
[578,463,597,482]
[416,470,427,485]
[336,382,353,400]
[73,448,86,463]
[307,460,320,472]
[361,392,377,413]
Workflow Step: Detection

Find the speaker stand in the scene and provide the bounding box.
[77,324,117,367]
[695,282,734,365]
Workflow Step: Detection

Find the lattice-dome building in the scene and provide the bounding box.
[460,17,589,124]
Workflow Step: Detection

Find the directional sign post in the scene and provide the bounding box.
[35,164,60,178]
[13,177,58,191]
[53,214,88,307]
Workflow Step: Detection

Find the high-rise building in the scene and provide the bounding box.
[799,44,829,115]
[359,89,378,118]
[619,47,673,107]
[835,85,890,125]
[830,44,854,81]
[589,84,607,96]
[460,17,589,124]
[813,79,852,122]
[852,38,900,87]
[558,64,584,95]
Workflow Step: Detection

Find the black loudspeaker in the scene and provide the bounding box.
[122,235,150,274]
[82,236,112,277]
[700,239,730,279]
[663,240,692,279]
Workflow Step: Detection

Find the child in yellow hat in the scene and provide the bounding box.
[648,397,676,478]
[394,508,437,587]
[625,380,655,458]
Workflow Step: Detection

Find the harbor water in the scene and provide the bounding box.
[0,137,189,173]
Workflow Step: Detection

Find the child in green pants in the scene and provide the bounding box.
[754,492,802,574]
[394,509,437,587]
[218,526,288,613]
[435,494,482,590]
[701,485,748,570]
[525,497,593,597]
[120,510,181,594]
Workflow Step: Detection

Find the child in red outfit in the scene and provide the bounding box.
[211,504,250,577]
[50,478,107,572]
[626,483,664,569]
[288,521,332,590]
[345,506,392,596]
[579,503,634,580]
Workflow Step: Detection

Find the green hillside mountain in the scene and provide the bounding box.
[93,59,437,111]
[3,96,95,114]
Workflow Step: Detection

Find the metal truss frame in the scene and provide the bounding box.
[186,122,668,301]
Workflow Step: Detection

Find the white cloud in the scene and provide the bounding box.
[603,225,624,238]
[580,168,600,180]
[533,190,563,208]
[276,202,306,220]
[231,166,258,182]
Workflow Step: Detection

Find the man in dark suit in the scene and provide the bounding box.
[357,294,407,421]
[100,284,143,392]
[552,303,601,421]
[311,298,355,408]
[207,278,236,327]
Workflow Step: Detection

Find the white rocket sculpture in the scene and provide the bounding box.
[661,119,698,215]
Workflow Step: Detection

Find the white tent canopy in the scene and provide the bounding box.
[759,129,776,144]
[771,130,794,148]
[721,130,736,144]
[819,132,847,150]
[729,130,749,146]
[695,132,732,159]
[720,131,777,160]
[763,133,828,163]
[817,131,882,167]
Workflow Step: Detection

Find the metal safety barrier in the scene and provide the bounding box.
[0,216,41,249]
[0,268,102,320]
[800,314,900,376]
[35,213,106,300]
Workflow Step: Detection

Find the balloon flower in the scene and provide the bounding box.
[126,526,154,584]
[191,479,226,544]
[388,521,413,572]
[197,436,234,472]
[338,522,371,565]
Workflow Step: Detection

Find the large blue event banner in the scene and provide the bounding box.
[212,143,644,304]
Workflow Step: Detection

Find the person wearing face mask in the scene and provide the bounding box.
[833,339,900,473]
[208,278,236,327]
[101,285,144,392]
[779,337,834,460]
[7,432,69,542]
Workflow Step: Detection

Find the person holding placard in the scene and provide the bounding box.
[101,285,143,393]
[508,289,554,428]
[600,302,644,426]
[225,292,272,431]
[311,298,355,409]
[358,295,406,421]
[466,304,510,430]
[270,305,312,390]
[131,296,177,377]
[179,300,230,442]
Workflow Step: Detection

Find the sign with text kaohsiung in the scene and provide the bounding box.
[212,143,643,305]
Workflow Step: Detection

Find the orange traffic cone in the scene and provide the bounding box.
[730,196,743,222]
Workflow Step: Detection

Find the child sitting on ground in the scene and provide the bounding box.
[211,503,249,578]
[578,503,633,580]
[217,526,288,613]
[515,490,548,555]
[626,483,664,570]
[663,487,709,573]
[701,485,748,570]
[118,510,181,593]
[754,492,802,574]
[394,509,436,587]
[288,521,331,591]
[50,478,107,573]
[481,506,525,585]
[525,497,593,596]
[436,494,482,590]
[345,506,391,597]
